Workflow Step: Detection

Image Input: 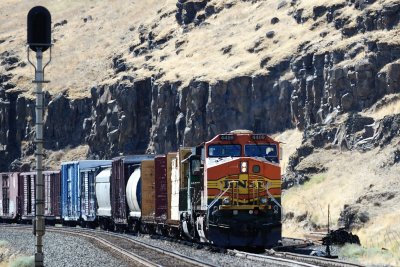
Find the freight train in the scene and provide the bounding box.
[0,130,282,249]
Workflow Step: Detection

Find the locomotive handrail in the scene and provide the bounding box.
[266,182,282,209]
[207,181,234,210]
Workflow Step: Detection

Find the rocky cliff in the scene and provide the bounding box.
[0,0,399,172]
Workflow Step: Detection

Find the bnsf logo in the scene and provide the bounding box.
[222,179,265,189]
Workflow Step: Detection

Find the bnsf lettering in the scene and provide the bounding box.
[224,180,247,188]
[223,180,264,189]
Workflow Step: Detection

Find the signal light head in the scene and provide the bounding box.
[27,6,52,52]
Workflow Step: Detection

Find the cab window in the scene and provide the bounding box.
[244,144,277,157]
[208,144,241,157]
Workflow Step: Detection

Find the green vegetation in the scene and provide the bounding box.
[0,240,9,247]
[303,173,327,189]
[9,256,34,267]
[339,244,400,266]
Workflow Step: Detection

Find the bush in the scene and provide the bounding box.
[0,240,9,247]
[10,256,34,267]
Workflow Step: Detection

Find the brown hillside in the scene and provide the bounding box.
[1,0,400,98]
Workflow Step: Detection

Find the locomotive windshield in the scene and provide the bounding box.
[208,144,241,157]
[244,144,277,157]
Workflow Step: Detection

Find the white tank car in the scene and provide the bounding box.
[95,168,111,217]
[126,168,141,218]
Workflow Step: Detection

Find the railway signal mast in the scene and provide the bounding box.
[27,6,52,267]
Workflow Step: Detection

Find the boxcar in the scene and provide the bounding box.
[19,171,61,224]
[105,155,154,231]
[140,159,155,231]
[0,173,21,222]
[139,155,170,234]
[61,160,111,226]
[154,155,168,222]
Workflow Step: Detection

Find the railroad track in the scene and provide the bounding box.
[0,224,215,267]
[228,249,365,267]
[0,224,365,267]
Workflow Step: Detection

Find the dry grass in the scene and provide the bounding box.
[1,0,399,98]
[0,0,164,98]
[24,145,89,170]
[362,93,400,120]
[283,137,400,254]
[273,128,303,174]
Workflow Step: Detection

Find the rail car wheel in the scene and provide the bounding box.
[169,227,179,238]
[110,222,117,232]
[139,223,149,234]
[99,220,107,230]
[130,221,140,233]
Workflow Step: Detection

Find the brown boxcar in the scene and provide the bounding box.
[110,155,154,228]
[19,171,61,222]
[0,173,21,221]
[154,156,168,221]
[141,160,155,221]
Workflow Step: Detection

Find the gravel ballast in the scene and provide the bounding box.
[0,227,130,267]
[0,226,309,267]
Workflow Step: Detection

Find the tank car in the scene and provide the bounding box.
[95,155,153,231]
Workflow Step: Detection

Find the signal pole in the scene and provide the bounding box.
[27,6,52,267]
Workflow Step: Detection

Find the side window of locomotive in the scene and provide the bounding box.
[191,159,201,176]
[208,145,241,157]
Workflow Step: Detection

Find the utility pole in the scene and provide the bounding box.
[27,6,52,267]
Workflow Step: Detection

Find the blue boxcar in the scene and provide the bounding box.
[61,160,111,224]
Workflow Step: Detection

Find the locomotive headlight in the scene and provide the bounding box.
[240,162,248,173]
[260,197,267,204]
[222,197,230,205]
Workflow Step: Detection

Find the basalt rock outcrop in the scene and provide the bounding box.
[1,2,400,171]
[283,112,400,189]
[1,38,400,170]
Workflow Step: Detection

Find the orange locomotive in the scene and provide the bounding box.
[179,130,282,248]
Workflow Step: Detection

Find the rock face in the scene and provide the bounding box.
[1,2,400,171]
[1,40,400,170]
[283,113,400,189]
[87,78,153,158]
[289,41,400,130]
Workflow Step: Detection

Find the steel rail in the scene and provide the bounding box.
[228,250,320,267]
[229,249,365,267]
[0,225,217,267]
[275,251,365,267]
[102,231,217,267]
[47,228,160,267]
[0,224,364,267]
